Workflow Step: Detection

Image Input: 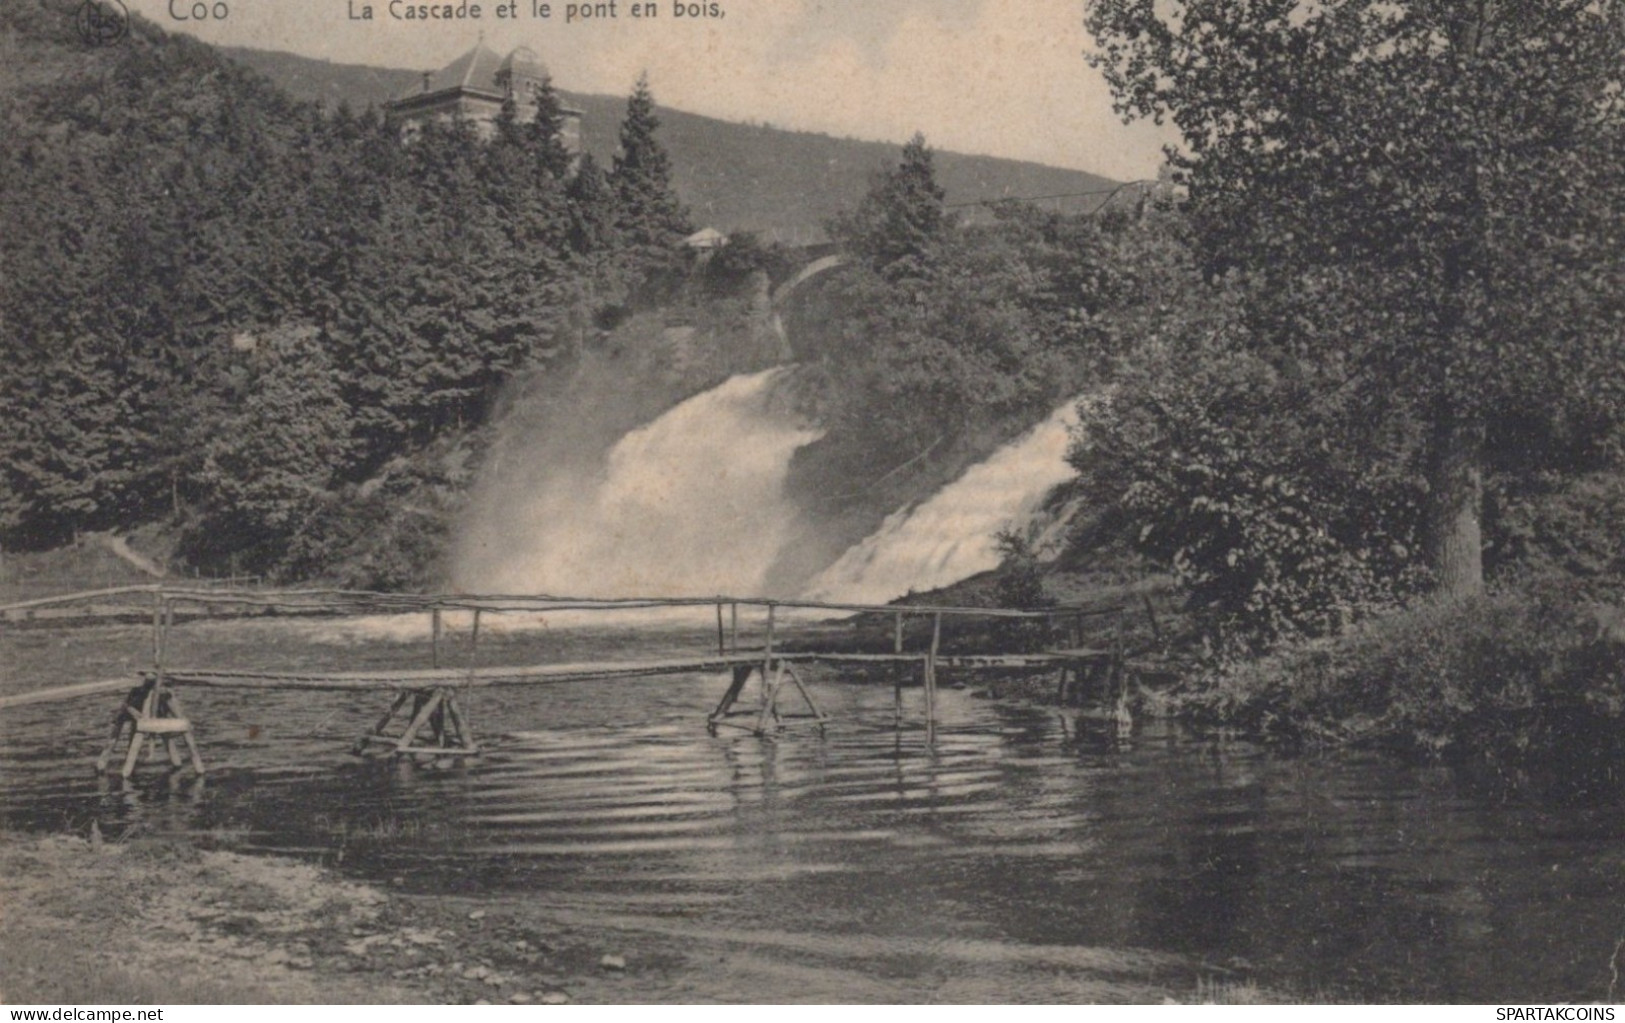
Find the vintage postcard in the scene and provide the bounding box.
[2,0,1623,1008]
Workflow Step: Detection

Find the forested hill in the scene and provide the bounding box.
[220,46,1123,240]
[0,0,737,582]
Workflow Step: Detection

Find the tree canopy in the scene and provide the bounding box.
[1085,0,1625,599]
[831,132,948,280]
[611,74,691,259]
[0,1,691,580]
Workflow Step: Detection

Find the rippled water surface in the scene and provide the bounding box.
[5,621,1625,1002]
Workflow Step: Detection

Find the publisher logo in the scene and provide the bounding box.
[75,0,129,47]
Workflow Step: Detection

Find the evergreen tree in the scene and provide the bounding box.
[493,92,523,148]
[566,153,618,256]
[188,326,354,574]
[832,132,947,280]
[526,74,574,181]
[563,152,625,316]
[610,74,691,258]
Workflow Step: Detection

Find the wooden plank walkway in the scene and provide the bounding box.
[0,677,136,711]
[147,649,1104,692]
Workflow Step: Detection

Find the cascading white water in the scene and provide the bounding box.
[801,400,1081,606]
[460,367,823,598]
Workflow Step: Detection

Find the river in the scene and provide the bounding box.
[3,619,1623,1002]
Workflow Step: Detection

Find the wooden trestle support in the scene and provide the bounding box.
[707,661,828,735]
[1053,644,1131,725]
[96,677,207,779]
[353,687,480,759]
[97,594,205,779]
[354,605,480,759]
[706,603,828,735]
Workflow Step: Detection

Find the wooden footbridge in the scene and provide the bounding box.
[0,586,1139,779]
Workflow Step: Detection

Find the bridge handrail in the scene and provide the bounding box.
[0,585,1126,621]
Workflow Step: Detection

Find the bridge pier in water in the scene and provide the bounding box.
[354,686,481,759]
[706,660,829,735]
[95,676,206,780]
[94,593,206,780]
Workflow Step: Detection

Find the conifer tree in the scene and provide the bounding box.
[494,92,523,148]
[832,132,947,280]
[526,74,574,181]
[189,326,354,574]
[566,152,618,256]
[610,73,691,257]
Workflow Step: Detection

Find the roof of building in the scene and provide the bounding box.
[499,46,548,85]
[392,43,551,105]
[683,227,728,248]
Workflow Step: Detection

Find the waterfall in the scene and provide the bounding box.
[455,367,823,598]
[453,358,1082,613]
[801,400,1081,606]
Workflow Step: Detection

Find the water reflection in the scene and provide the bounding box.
[5,669,1625,1002]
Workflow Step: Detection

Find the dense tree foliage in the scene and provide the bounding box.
[830,132,947,281]
[1084,0,1625,605]
[0,1,689,579]
[609,74,692,292]
[795,137,1171,522]
[1060,0,1625,665]
[187,327,354,570]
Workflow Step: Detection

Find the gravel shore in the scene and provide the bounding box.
[0,831,663,1004]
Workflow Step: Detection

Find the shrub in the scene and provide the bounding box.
[1490,469,1625,603]
[1074,331,1430,660]
[990,530,1058,652]
[1191,589,1625,764]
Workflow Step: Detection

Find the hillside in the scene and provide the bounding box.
[220,46,1124,242]
[0,0,760,577]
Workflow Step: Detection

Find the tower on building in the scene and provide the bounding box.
[385,43,583,153]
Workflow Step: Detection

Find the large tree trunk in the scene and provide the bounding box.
[1425,411,1485,598]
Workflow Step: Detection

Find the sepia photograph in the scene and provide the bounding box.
[1,0,1624,1006]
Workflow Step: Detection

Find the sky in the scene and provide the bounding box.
[120,0,1176,181]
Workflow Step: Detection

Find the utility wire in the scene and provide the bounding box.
[944,179,1158,209]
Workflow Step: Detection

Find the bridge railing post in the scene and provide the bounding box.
[151,588,165,686]
[893,611,905,726]
[762,602,776,713]
[925,611,942,731]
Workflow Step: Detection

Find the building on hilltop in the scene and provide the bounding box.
[385,43,583,151]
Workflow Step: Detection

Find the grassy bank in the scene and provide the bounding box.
[1172,587,1625,770]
